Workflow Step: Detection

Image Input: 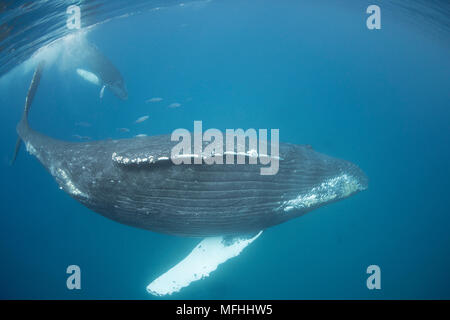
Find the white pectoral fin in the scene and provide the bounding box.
[100,85,106,98]
[76,68,100,86]
[147,231,263,296]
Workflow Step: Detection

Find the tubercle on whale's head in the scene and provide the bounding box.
[280,154,368,214]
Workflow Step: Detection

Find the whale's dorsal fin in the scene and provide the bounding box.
[147,231,263,296]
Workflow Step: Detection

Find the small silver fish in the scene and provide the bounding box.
[117,127,130,133]
[146,97,163,103]
[135,115,149,123]
[168,102,181,108]
[135,134,147,138]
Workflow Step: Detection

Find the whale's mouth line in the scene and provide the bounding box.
[281,173,367,213]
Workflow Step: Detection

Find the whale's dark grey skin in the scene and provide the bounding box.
[15,66,367,238]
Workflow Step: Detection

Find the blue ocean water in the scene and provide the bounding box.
[0,0,449,299]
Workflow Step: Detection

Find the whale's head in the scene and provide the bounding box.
[109,78,128,100]
[276,145,368,216]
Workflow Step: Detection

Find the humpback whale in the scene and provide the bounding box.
[14,64,368,296]
[71,41,128,100]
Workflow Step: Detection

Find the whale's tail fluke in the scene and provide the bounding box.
[11,60,45,165]
[10,137,22,165]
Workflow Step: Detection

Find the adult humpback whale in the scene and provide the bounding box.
[14,64,368,295]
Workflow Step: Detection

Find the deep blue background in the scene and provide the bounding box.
[0,0,449,299]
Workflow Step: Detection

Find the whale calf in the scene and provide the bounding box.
[14,65,368,295]
[71,40,128,100]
